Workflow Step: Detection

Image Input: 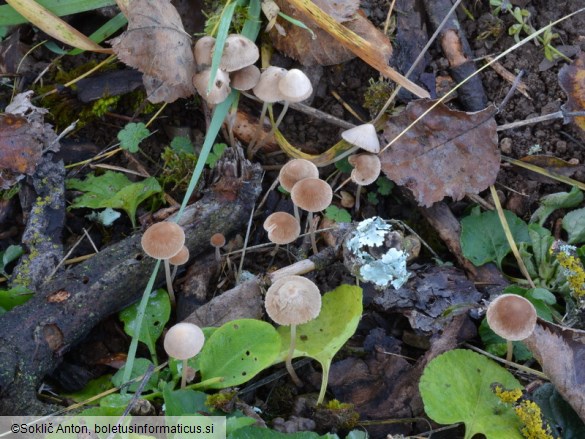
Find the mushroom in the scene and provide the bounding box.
[193,68,231,105]
[265,275,321,387]
[164,322,205,388]
[169,245,190,280]
[263,212,301,254]
[141,222,185,307]
[290,178,333,254]
[194,36,215,68]
[341,123,381,154]
[247,66,287,158]
[219,34,259,72]
[210,233,226,263]
[230,65,261,91]
[278,159,319,221]
[347,153,381,211]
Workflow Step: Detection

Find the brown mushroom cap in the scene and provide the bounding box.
[220,34,260,72]
[193,68,231,105]
[265,275,321,325]
[348,153,381,186]
[486,294,537,341]
[169,246,190,266]
[263,212,301,245]
[341,123,380,153]
[164,322,205,360]
[278,68,313,102]
[194,36,215,67]
[230,65,261,91]
[290,178,333,212]
[210,233,226,248]
[253,66,287,103]
[141,222,185,260]
[279,159,319,192]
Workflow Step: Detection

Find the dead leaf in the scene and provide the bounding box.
[271,0,389,66]
[110,0,195,103]
[514,155,582,183]
[380,99,499,207]
[558,51,585,138]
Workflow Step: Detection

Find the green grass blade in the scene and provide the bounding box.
[0,0,116,26]
[68,12,127,55]
[207,0,240,94]
[242,0,261,39]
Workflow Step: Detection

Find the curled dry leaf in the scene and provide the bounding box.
[558,51,585,138]
[110,0,195,103]
[380,99,499,207]
[271,0,391,66]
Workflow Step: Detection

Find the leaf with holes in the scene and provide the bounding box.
[381,99,499,207]
[119,289,170,364]
[198,319,280,389]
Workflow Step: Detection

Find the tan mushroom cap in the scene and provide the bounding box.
[263,212,301,245]
[290,178,333,212]
[348,153,381,186]
[341,123,380,153]
[230,65,261,91]
[194,36,215,67]
[279,158,319,192]
[265,275,321,325]
[141,222,185,260]
[486,294,537,341]
[169,246,190,266]
[220,34,259,72]
[193,68,231,105]
[253,66,287,103]
[210,233,226,248]
[164,322,205,360]
[278,68,313,102]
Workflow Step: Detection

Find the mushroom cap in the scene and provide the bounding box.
[141,222,185,260]
[348,153,381,186]
[265,275,321,325]
[164,322,205,360]
[220,34,260,72]
[169,246,190,266]
[278,68,313,102]
[193,68,231,105]
[290,178,333,212]
[486,294,537,341]
[253,66,287,103]
[341,123,381,153]
[263,212,301,245]
[279,158,319,192]
[194,36,215,67]
[230,65,261,91]
[210,233,226,248]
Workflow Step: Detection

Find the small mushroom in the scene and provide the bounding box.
[193,68,231,105]
[141,222,185,307]
[230,64,261,91]
[169,245,190,280]
[210,233,226,263]
[219,34,259,72]
[263,212,301,249]
[265,275,321,387]
[278,159,319,220]
[290,178,333,254]
[164,322,205,388]
[341,123,381,154]
[194,36,215,68]
[347,153,381,210]
[486,294,537,341]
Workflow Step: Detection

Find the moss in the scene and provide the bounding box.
[363,78,395,117]
[314,399,359,431]
[206,390,238,412]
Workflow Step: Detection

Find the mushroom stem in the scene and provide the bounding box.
[215,247,222,263]
[171,265,178,281]
[354,185,362,211]
[293,204,300,223]
[181,359,188,389]
[506,340,513,363]
[307,212,318,255]
[164,259,176,307]
[286,324,303,387]
[252,100,290,154]
[247,102,269,159]
[335,176,352,193]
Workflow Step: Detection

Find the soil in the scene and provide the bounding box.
[1,0,585,437]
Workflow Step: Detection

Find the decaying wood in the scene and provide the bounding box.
[0,148,262,415]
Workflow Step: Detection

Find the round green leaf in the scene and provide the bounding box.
[419,349,523,439]
[199,319,280,389]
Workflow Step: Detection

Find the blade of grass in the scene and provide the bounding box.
[68,12,127,55]
[5,0,112,53]
[502,156,585,192]
[489,185,535,288]
[0,0,116,26]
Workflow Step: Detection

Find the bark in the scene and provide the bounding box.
[0,148,262,415]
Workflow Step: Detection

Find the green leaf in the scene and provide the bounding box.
[119,289,170,364]
[277,285,362,404]
[419,349,524,439]
[325,205,352,223]
[112,358,159,393]
[563,207,585,244]
[0,0,116,26]
[61,374,114,403]
[0,244,23,276]
[117,122,150,153]
[367,192,379,205]
[0,285,33,311]
[99,393,133,409]
[85,207,121,226]
[533,383,585,439]
[376,176,394,196]
[530,186,583,226]
[163,385,207,416]
[171,136,195,154]
[67,171,162,228]
[205,143,227,168]
[335,156,352,174]
[461,209,530,269]
[227,416,257,435]
[229,426,337,439]
[199,319,281,389]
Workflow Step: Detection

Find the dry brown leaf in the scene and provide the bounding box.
[271,0,390,66]
[559,51,585,138]
[110,0,195,103]
[380,99,499,207]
